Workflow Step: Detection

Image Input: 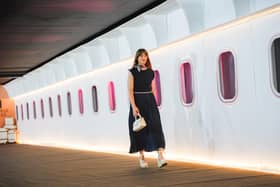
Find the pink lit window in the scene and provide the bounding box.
[78,89,84,114]
[16,105,19,120]
[92,86,98,112]
[67,92,72,115]
[219,51,236,100]
[57,95,62,117]
[40,99,45,119]
[21,104,24,120]
[26,102,29,120]
[180,62,193,105]
[49,97,53,117]
[108,81,116,111]
[154,70,162,106]
[33,101,37,119]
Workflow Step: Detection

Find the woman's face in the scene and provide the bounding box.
[137,53,148,66]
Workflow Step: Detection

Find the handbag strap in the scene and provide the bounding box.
[134,113,142,120]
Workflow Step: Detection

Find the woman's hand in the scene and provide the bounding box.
[133,106,139,117]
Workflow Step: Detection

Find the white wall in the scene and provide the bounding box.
[13,6,280,174]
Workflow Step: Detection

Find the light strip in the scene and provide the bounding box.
[17,140,280,175]
[13,5,280,100]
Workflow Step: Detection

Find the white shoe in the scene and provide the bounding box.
[139,157,148,168]
[157,157,168,168]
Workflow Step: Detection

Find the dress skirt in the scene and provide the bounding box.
[128,92,166,153]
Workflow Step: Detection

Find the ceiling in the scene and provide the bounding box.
[0,0,166,85]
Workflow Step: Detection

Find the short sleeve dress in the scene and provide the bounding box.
[128,67,166,153]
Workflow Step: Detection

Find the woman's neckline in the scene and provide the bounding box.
[140,67,148,71]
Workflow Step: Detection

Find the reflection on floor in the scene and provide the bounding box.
[0,144,280,186]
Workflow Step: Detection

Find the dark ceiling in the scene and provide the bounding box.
[0,0,166,85]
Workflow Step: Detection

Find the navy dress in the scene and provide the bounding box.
[128,67,166,153]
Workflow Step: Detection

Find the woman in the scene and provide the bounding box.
[128,48,167,168]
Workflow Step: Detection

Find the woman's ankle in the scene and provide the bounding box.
[157,149,165,159]
[139,151,145,160]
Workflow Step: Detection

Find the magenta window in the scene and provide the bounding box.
[219,51,236,100]
[57,95,62,117]
[67,92,72,115]
[16,105,19,120]
[108,81,116,111]
[33,101,37,119]
[21,104,24,120]
[26,102,29,120]
[154,70,162,106]
[180,63,193,104]
[40,99,45,119]
[92,86,98,112]
[49,97,53,117]
[78,89,84,114]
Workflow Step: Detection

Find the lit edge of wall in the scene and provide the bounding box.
[17,139,280,175]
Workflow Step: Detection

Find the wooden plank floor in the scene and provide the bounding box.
[0,144,280,187]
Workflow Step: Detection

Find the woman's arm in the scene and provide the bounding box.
[151,79,156,98]
[128,72,139,116]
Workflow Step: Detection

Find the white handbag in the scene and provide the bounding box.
[133,113,147,132]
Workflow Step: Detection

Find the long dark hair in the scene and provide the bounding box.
[132,48,152,69]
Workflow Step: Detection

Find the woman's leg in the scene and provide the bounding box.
[139,150,148,168]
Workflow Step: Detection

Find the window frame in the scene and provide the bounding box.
[57,94,62,117]
[217,50,238,103]
[49,97,53,118]
[16,105,19,121]
[108,81,116,112]
[179,61,195,106]
[40,99,45,119]
[269,35,280,97]
[92,85,99,113]
[21,104,24,120]
[153,70,162,107]
[78,89,84,114]
[33,101,37,120]
[67,91,72,115]
[26,102,29,120]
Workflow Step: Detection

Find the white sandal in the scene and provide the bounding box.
[139,157,148,168]
[157,156,168,168]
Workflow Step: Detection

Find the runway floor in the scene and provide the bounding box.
[0,144,280,187]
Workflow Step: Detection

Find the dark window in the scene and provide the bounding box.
[33,101,37,119]
[154,70,162,106]
[219,51,236,100]
[40,99,45,119]
[0,99,2,108]
[20,104,24,120]
[78,89,84,114]
[108,81,116,111]
[180,62,194,104]
[21,104,24,120]
[16,105,19,120]
[272,37,280,93]
[67,92,72,115]
[26,102,29,120]
[92,86,99,112]
[57,95,62,117]
[49,97,53,117]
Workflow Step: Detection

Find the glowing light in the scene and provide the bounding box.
[16,139,280,175]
